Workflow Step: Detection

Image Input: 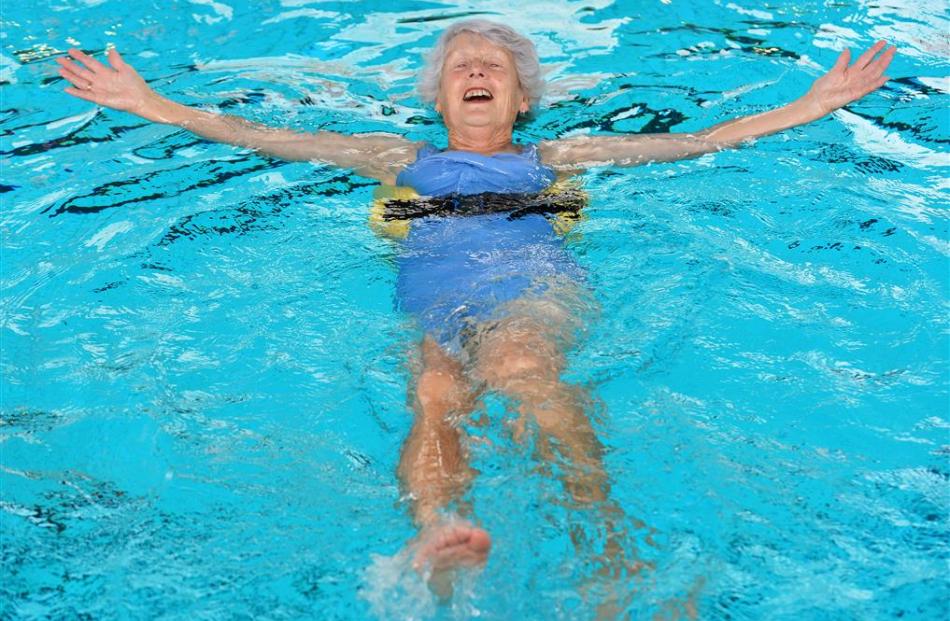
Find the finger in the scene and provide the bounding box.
[866,45,896,77]
[58,67,90,88]
[853,40,887,70]
[831,48,851,73]
[107,47,128,70]
[56,57,97,82]
[67,47,111,74]
[57,66,97,91]
[64,86,100,103]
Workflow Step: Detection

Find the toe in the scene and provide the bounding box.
[469,528,491,554]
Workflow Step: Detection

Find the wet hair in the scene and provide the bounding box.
[417,19,544,111]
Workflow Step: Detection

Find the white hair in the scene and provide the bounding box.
[417,19,545,111]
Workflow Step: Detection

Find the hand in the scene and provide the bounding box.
[806,40,896,116]
[56,48,156,115]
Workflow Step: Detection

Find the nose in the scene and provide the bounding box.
[469,62,485,78]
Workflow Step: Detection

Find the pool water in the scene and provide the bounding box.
[2,1,948,619]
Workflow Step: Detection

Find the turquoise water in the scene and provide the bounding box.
[2,1,948,619]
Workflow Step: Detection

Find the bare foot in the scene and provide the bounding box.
[411,521,491,599]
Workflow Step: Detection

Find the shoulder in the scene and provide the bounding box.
[347,135,427,184]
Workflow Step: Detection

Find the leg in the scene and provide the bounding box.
[471,314,609,504]
[396,337,491,597]
[398,336,477,525]
[470,313,646,614]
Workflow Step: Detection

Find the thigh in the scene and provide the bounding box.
[411,336,482,421]
[466,279,596,389]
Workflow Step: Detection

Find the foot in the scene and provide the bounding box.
[411,521,491,599]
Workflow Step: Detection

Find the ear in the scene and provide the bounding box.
[519,96,529,114]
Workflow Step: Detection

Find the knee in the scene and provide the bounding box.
[416,369,466,413]
[479,345,561,395]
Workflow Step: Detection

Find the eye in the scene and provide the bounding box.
[490,63,502,69]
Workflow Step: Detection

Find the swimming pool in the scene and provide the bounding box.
[2,1,948,619]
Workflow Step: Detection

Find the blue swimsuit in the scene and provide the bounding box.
[394,143,584,352]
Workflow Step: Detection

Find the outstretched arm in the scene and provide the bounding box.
[540,41,896,171]
[56,48,417,183]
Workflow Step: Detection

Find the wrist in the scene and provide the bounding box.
[130,90,166,122]
[798,91,830,121]
[141,93,196,126]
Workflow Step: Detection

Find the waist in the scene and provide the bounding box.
[402,212,557,249]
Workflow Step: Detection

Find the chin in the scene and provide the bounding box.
[462,110,514,123]
[459,114,492,125]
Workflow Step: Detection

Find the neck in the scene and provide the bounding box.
[446,125,517,155]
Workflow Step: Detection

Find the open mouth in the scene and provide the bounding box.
[463,88,493,102]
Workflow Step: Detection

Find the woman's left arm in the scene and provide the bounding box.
[540,41,896,171]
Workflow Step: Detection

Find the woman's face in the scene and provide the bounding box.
[435,32,528,135]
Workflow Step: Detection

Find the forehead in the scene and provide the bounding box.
[444,32,512,59]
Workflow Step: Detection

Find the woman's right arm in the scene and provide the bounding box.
[57,48,417,183]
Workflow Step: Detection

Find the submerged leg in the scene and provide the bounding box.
[471,314,646,613]
[471,316,610,504]
[396,337,490,597]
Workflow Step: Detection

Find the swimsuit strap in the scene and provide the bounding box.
[414,142,441,160]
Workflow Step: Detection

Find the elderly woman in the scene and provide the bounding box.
[58,19,894,598]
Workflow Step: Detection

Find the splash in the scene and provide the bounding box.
[359,546,482,621]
